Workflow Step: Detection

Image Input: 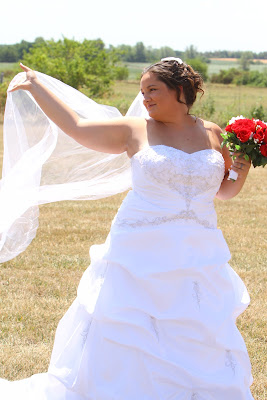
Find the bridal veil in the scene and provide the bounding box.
[0,72,148,263]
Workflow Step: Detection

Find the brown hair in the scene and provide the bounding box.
[141,59,204,110]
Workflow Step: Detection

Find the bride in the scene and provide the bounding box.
[0,58,254,399]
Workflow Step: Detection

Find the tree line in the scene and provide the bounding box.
[0,38,266,114]
[1,39,267,63]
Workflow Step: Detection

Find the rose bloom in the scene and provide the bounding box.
[231,118,256,142]
[253,128,265,143]
[255,120,267,131]
[260,144,267,157]
[225,124,233,133]
[232,118,256,131]
[235,128,252,142]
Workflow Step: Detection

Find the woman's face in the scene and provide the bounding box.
[140,72,180,120]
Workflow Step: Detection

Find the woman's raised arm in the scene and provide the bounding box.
[8,63,135,155]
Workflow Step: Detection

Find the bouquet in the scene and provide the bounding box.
[221,116,267,180]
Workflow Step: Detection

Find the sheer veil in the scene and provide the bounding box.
[0,71,148,263]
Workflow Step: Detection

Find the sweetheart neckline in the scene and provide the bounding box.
[130,145,224,161]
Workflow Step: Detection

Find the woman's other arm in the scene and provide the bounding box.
[213,125,251,200]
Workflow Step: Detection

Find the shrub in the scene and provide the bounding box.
[0,81,9,114]
[211,68,267,87]
[250,104,266,120]
[114,66,129,81]
[22,38,120,96]
[192,96,215,119]
[186,58,208,81]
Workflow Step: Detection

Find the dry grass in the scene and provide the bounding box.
[0,82,267,399]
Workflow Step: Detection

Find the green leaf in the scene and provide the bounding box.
[251,152,257,161]
[244,154,250,161]
[235,145,241,150]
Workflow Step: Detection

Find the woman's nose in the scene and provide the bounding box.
[143,92,151,102]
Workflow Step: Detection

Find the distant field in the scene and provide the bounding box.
[1,60,266,81]
[0,62,16,71]
[208,58,267,75]
[106,80,267,127]
[126,59,267,79]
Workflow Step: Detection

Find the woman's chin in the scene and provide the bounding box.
[147,108,158,119]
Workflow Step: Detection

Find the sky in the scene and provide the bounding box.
[1,0,266,53]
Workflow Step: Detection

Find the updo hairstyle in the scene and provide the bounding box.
[141,59,204,110]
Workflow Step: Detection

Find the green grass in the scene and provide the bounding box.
[0,82,266,398]
[208,59,267,75]
[103,80,267,127]
[125,59,267,80]
[0,62,17,71]
[125,62,149,80]
[192,83,267,127]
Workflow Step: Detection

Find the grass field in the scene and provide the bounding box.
[0,62,17,71]
[208,58,267,75]
[104,80,267,127]
[126,59,267,80]
[1,58,267,81]
[0,81,266,398]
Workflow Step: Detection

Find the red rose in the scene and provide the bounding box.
[235,129,252,142]
[232,119,255,132]
[253,128,265,143]
[231,119,255,142]
[260,144,267,157]
[255,120,267,131]
[225,124,232,132]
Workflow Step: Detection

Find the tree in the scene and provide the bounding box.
[186,58,208,81]
[239,51,253,71]
[0,45,18,62]
[16,40,33,59]
[114,44,135,62]
[22,38,119,96]
[158,46,176,60]
[134,42,146,62]
[184,45,198,60]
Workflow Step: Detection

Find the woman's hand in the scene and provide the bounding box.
[229,152,251,180]
[216,151,251,200]
[8,63,38,93]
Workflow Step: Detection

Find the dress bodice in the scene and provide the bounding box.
[112,145,225,230]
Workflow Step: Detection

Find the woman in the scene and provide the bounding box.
[0,58,253,399]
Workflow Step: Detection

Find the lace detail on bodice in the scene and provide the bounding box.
[113,145,225,230]
[133,146,224,204]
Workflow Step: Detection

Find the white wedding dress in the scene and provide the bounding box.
[0,144,254,399]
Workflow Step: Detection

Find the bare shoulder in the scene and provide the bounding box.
[200,119,223,142]
[123,116,147,143]
[122,117,148,158]
[200,119,232,171]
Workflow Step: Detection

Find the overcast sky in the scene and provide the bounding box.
[2,0,266,53]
